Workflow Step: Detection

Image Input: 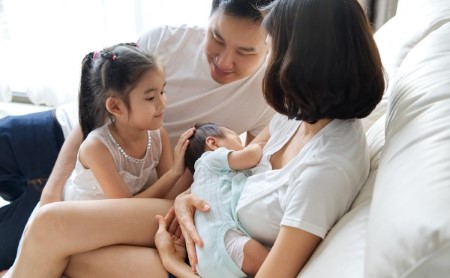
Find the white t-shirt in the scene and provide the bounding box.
[56,25,275,147]
[236,114,370,247]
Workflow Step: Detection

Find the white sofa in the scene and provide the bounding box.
[298,0,450,277]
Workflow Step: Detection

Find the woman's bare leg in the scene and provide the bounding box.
[11,198,173,278]
[65,245,168,278]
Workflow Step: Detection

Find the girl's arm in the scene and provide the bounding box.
[155,127,173,178]
[255,226,321,277]
[135,128,194,199]
[79,137,132,198]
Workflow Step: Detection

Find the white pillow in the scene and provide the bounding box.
[352,114,386,209]
[367,0,450,138]
[366,22,450,277]
[375,0,450,88]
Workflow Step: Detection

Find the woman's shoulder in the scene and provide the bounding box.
[267,114,302,142]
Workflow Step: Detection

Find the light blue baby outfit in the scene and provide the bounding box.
[191,147,251,278]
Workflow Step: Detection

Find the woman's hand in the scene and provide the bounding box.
[155,207,200,277]
[171,128,195,176]
[155,208,187,264]
[174,191,210,272]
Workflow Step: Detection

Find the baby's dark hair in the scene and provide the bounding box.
[78,42,161,139]
[184,123,226,173]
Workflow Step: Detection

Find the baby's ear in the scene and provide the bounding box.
[205,136,219,150]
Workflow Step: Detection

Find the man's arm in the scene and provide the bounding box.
[40,124,83,204]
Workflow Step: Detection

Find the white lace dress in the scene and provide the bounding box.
[63,124,162,200]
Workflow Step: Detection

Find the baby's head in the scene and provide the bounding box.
[184,123,243,173]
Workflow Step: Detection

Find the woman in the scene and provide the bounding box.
[165,0,385,276]
[0,0,275,270]
[7,0,384,277]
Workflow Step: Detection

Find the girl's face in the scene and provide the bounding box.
[127,67,166,130]
[205,11,269,84]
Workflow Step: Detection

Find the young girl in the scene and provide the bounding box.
[183,123,268,277]
[1,43,194,278]
[65,42,191,201]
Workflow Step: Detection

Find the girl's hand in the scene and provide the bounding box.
[174,192,210,272]
[172,128,195,176]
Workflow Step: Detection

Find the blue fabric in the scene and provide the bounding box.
[192,148,250,278]
[0,110,64,269]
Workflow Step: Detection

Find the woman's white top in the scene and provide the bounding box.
[63,125,161,200]
[236,114,370,247]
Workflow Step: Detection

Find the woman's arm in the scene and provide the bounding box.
[256,226,321,277]
[40,124,83,204]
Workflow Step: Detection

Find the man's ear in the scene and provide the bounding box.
[205,136,220,150]
[105,97,124,116]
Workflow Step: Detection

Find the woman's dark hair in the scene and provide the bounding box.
[263,0,385,123]
[78,42,160,139]
[211,0,275,23]
[184,123,225,173]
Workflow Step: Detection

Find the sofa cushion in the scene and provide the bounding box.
[376,0,450,84]
[364,0,450,132]
[366,22,450,277]
[298,203,370,278]
[351,114,385,209]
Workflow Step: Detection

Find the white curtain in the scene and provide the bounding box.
[0,0,210,106]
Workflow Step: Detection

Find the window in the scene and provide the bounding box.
[0,0,210,106]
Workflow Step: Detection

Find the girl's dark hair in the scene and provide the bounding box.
[263,0,385,123]
[210,0,275,23]
[184,123,225,173]
[78,42,160,139]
